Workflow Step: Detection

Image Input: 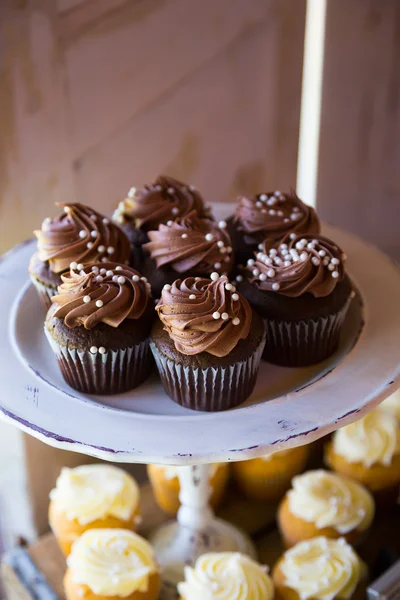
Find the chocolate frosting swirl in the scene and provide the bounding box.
[113,175,211,231]
[35,204,130,274]
[245,233,347,298]
[155,275,252,357]
[51,263,150,329]
[234,190,320,245]
[143,211,233,274]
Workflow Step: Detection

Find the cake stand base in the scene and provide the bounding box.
[150,518,256,585]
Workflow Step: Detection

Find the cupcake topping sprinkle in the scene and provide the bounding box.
[35,203,130,274]
[51,263,150,329]
[144,211,234,275]
[245,234,347,298]
[234,190,320,245]
[112,175,211,230]
[156,275,252,356]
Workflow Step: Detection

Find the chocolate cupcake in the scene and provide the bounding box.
[239,233,353,366]
[45,262,153,394]
[29,203,130,310]
[112,175,211,267]
[140,211,233,297]
[150,274,266,411]
[227,190,320,264]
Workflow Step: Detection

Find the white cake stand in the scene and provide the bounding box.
[2,210,400,590]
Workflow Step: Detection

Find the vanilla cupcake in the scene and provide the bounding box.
[232,446,310,502]
[49,465,141,556]
[64,529,160,600]
[178,552,274,600]
[147,463,229,516]
[380,389,400,421]
[325,408,400,502]
[272,537,367,600]
[278,470,374,548]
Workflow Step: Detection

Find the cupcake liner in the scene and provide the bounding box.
[263,296,352,367]
[30,275,58,311]
[150,333,265,412]
[45,328,152,394]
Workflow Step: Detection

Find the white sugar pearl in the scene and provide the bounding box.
[300,252,308,261]
[269,209,276,215]
[101,257,108,263]
[332,271,340,278]
[295,240,305,250]
[267,197,277,206]
[225,283,233,290]
[261,208,267,213]
[214,262,221,269]
[103,218,109,224]
[221,312,229,320]
[205,233,214,242]
[328,263,335,271]
[284,218,290,223]
[96,300,104,308]
[167,220,173,226]
[331,257,340,265]
[87,242,93,249]
[232,293,239,300]
[107,246,114,254]
[220,247,227,254]
[323,258,330,266]
[83,295,91,303]
[259,273,267,280]
[272,282,280,291]
[91,230,98,238]
[264,257,273,265]
[210,272,219,281]
[258,243,263,250]
[163,284,171,290]
[307,242,315,249]
[212,311,221,319]
[181,233,188,239]
[115,266,123,271]
[284,260,291,266]
[217,240,225,248]
[290,213,299,221]
[267,269,276,278]
[256,201,262,208]
[105,270,113,277]
[318,250,326,257]
[189,184,196,191]
[99,347,106,354]
[79,230,87,239]
[232,317,240,325]
[128,187,136,198]
[117,276,126,284]
[171,207,179,215]
[100,268,106,274]
[90,346,98,354]
[132,275,140,282]
[98,245,105,253]
[96,276,104,282]
[290,233,297,239]
[64,206,71,213]
[141,277,148,282]
[253,268,260,276]
[77,263,83,271]
[90,214,97,220]
[236,275,243,282]
[70,261,78,270]
[280,243,288,250]
[274,190,281,197]
[91,266,99,272]
[277,210,284,217]
[189,294,196,299]
[259,194,267,201]
[312,257,321,266]
[269,249,277,256]
[218,220,227,229]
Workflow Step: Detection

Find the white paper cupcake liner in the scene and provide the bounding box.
[263,296,352,367]
[45,327,152,394]
[30,275,57,311]
[150,332,265,411]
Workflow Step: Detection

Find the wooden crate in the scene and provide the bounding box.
[2,482,400,600]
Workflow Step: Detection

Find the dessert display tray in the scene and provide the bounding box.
[2,209,400,465]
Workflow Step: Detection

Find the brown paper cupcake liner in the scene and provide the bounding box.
[30,275,57,311]
[45,328,152,394]
[263,296,352,367]
[150,334,265,412]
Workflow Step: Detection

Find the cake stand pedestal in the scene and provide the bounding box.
[150,464,256,585]
[2,213,400,594]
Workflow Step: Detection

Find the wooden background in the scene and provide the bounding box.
[0,0,400,539]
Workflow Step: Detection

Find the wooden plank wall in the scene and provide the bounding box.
[317,0,400,260]
[0,0,306,254]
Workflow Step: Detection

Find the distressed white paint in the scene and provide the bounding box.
[296,0,327,207]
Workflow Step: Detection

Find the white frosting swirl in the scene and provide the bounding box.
[288,470,374,534]
[381,390,400,421]
[50,465,139,525]
[178,552,274,600]
[280,537,364,600]
[67,529,157,597]
[332,408,400,467]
